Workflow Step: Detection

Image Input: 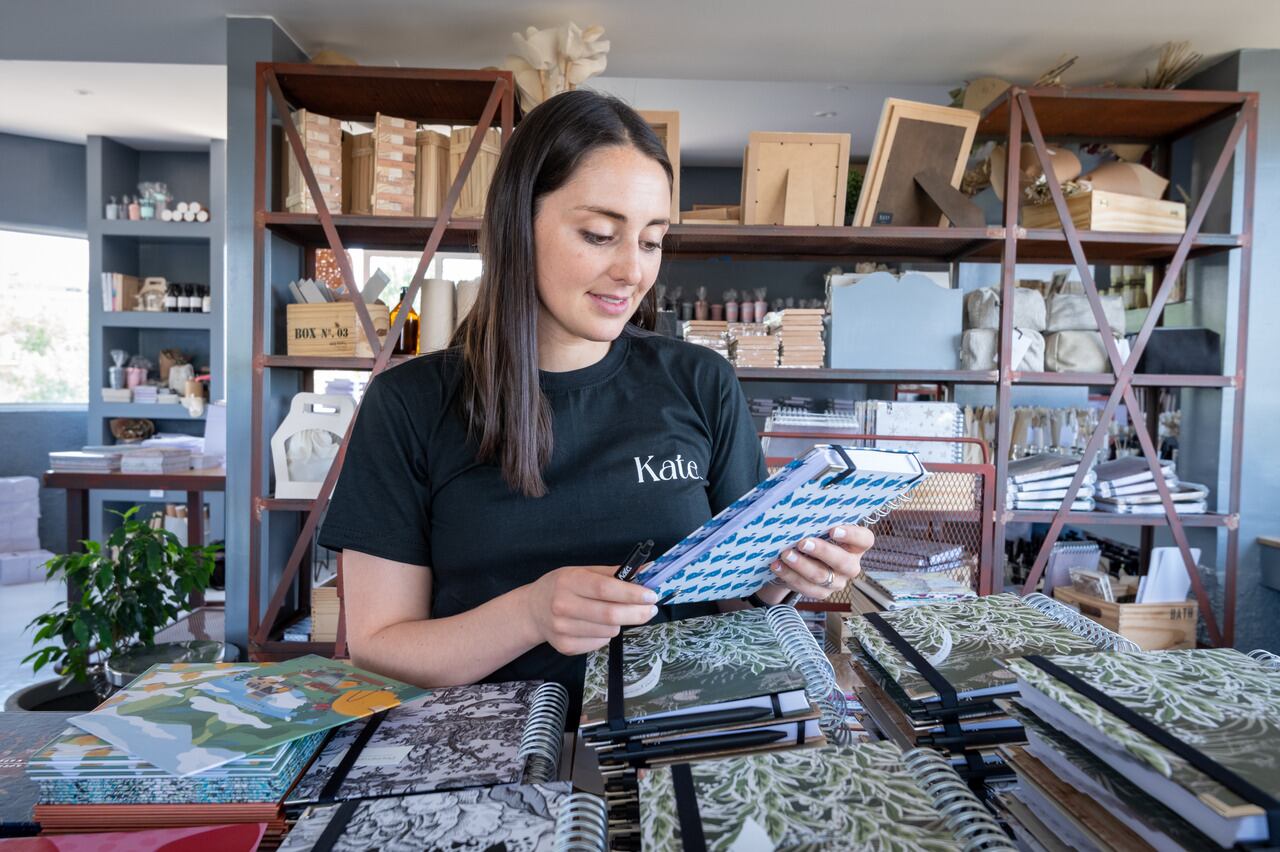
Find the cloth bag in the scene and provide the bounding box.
[964,287,1047,331]
[1045,331,1110,372]
[960,328,1045,371]
[1046,294,1125,334]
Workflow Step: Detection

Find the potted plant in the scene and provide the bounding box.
[12,506,220,711]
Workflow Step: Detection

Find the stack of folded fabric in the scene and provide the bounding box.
[842,593,1135,786]
[996,648,1280,851]
[1007,452,1096,510]
[680,320,730,359]
[726,322,778,367]
[768,309,826,367]
[1093,456,1208,514]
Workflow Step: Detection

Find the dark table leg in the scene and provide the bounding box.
[64,487,89,606]
[187,490,206,609]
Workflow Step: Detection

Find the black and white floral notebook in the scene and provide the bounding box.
[287,680,567,809]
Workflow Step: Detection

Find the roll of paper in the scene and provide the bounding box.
[455,277,481,328]
[195,210,210,222]
[421,278,455,352]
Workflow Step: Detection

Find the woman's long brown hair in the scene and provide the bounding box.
[450,90,672,497]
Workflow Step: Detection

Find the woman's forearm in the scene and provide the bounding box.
[349,584,542,689]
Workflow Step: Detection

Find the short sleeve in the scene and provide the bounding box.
[705,360,768,514]
[317,374,433,565]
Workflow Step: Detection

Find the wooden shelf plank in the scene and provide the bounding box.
[97,219,214,241]
[262,212,481,250]
[100,311,215,329]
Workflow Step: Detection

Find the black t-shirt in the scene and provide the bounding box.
[318,327,767,716]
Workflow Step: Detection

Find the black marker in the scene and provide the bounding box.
[614,539,654,581]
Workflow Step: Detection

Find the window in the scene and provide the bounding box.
[0,229,89,404]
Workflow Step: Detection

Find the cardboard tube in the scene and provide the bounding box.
[454,278,481,329]
[421,278,455,352]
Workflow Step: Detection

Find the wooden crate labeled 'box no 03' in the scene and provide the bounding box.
[345,114,418,216]
[285,110,343,214]
[741,131,850,226]
[285,303,390,358]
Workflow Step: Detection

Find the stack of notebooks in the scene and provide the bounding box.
[727,323,778,367]
[858,400,965,465]
[768,308,826,367]
[761,405,862,462]
[100,387,131,404]
[1007,452,1096,510]
[48,450,123,473]
[996,648,1280,851]
[842,593,1135,783]
[609,741,1012,851]
[854,569,977,610]
[131,386,158,405]
[680,320,730,359]
[1093,456,1209,515]
[120,447,192,473]
[861,534,973,586]
[578,607,833,777]
[309,577,340,642]
[1,711,76,837]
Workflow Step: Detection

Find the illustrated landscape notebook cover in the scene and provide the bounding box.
[638,741,1011,851]
[280,782,606,852]
[288,680,565,807]
[1008,648,1280,846]
[844,594,1115,704]
[579,608,809,731]
[0,822,268,851]
[69,656,427,777]
[0,711,75,832]
[634,445,927,604]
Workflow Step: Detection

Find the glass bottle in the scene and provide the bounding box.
[164,283,179,312]
[185,283,198,312]
[390,287,420,355]
[201,285,212,313]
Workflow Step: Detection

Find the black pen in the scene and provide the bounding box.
[621,728,787,763]
[591,705,775,743]
[614,539,654,581]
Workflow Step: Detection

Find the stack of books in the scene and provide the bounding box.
[1007,452,1096,510]
[996,648,1280,851]
[842,593,1135,784]
[131,386,158,404]
[854,569,977,610]
[309,577,340,642]
[120,447,192,474]
[100,388,131,403]
[861,535,972,586]
[727,323,778,367]
[1093,456,1209,514]
[48,450,122,473]
[0,711,76,835]
[768,309,826,367]
[680,320,730,359]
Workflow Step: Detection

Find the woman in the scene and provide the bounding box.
[318,90,872,714]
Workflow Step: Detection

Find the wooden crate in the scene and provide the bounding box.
[741,131,850,226]
[285,302,390,357]
[449,126,502,219]
[679,204,741,223]
[1054,585,1197,650]
[284,110,343,214]
[414,129,450,218]
[344,114,417,216]
[639,110,680,224]
[1022,190,1187,234]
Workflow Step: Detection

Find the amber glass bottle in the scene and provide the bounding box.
[390,287,420,355]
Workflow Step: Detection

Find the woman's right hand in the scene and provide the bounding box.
[525,566,660,656]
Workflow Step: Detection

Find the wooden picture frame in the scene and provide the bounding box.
[639,110,681,224]
[741,131,850,227]
[853,99,979,228]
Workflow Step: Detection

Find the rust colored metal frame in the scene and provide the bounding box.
[1006,89,1253,646]
[249,65,514,651]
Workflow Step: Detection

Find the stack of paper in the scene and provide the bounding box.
[681,320,730,359]
[100,388,132,403]
[131,386,158,404]
[1006,453,1095,511]
[309,577,339,642]
[1093,456,1208,514]
[0,476,41,556]
[768,309,826,367]
[727,323,778,367]
[120,448,192,473]
[48,450,122,473]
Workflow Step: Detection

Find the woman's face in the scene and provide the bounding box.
[533,144,671,350]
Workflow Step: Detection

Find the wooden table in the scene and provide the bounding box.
[42,468,226,606]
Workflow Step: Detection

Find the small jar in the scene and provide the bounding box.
[741,301,755,324]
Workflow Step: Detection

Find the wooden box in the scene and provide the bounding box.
[344,114,417,216]
[1022,190,1187,234]
[1054,585,1197,650]
[639,110,680,224]
[741,131,850,226]
[285,302,390,357]
[679,204,741,224]
[284,110,343,214]
[449,126,502,219]
[414,129,450,218]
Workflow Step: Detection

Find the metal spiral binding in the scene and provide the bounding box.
[765,604,851,745]
[860,486,925,526]
[519,682,569,783]
[902,748,1016,851]
[1248,649,1280,670]
[1022,592,1140,652]
[554,791,609,852]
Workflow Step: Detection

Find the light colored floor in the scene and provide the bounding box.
[0,577,66,705]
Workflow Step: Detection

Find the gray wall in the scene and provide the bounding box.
[0,132,86,234]
[0,408,86,553]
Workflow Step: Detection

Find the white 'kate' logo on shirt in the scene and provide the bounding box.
[634,454,703,484]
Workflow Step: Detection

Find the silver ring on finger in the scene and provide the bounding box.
[820,568,835,589]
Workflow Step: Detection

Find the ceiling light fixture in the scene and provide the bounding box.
[825,84,849,92]
[74,89,93,96]
[814,110,838,118]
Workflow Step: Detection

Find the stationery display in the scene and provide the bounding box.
[67,656,425,777]
[1007,452,1087,485]
[1093,456,1177,497]
[861,400,964,465]
[861,535,967,568]
[286,680,569,809]
[633,742,1011,850]
[1008,648,1280,848]
[632,445,927,604]
[280,782,607,852]
[855,569,976,610]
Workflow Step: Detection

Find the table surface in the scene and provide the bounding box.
[42,467,227,490]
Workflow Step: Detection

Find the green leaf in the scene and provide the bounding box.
[71,619,89,647]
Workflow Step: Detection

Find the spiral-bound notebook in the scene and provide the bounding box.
[280,782,607,852]
[634,445,927,604]
[864,401,964,464]
[636,742,1012,851]
[286,681,568,810]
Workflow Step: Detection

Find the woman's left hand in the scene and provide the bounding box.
[767,525,875,600]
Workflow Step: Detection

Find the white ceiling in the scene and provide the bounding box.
[3,0,1279,160]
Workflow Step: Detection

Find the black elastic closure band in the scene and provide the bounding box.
[865,612,960,711]
[311,800,359,852]
[317,709,388,803]
[671,763,708,852]
[1024,654,1280,841]
[607,628,627,732]
[824,444,858,488]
